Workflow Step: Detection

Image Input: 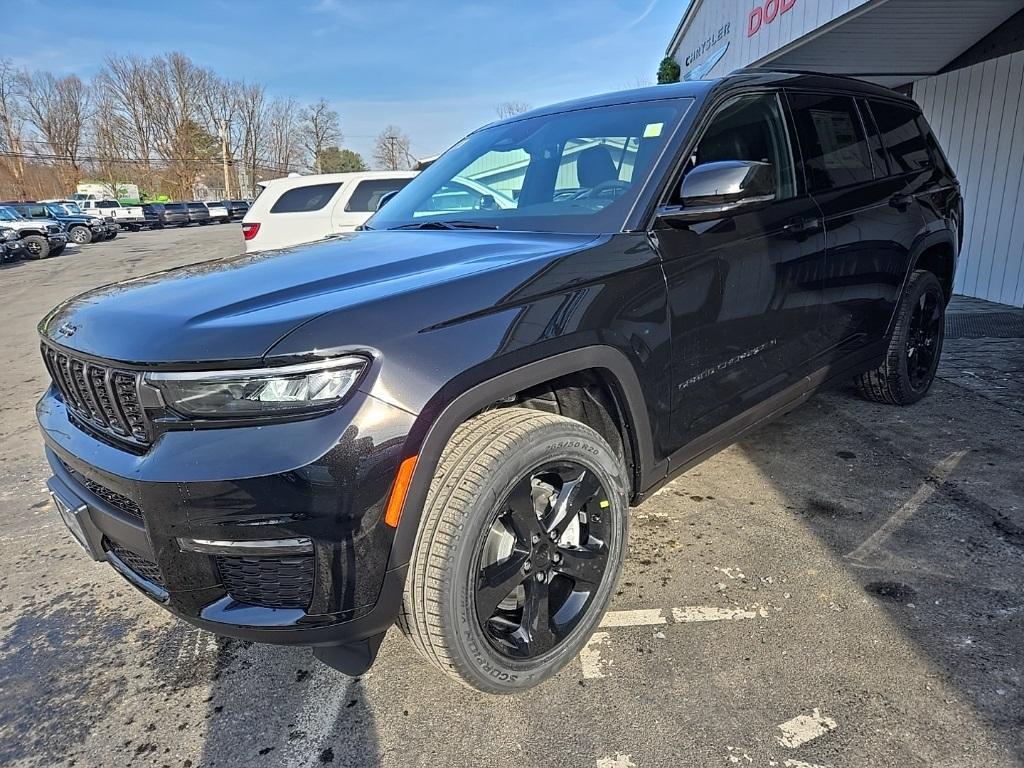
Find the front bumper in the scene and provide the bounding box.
[38,386,416,657]
[49,234,68,247]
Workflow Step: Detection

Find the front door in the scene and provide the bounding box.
[652,91,828,453]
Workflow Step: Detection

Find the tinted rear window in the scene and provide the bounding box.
[870,100,932,174]
[164,203,185,211]
[345,178,412,212]
[187,203,207,210]
[789,93,874,191]
[270,183,342,213]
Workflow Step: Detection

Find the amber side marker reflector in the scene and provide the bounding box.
[385,455,418,528]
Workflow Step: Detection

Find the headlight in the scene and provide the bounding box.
[144,357,367,419]
[1,229,16,241]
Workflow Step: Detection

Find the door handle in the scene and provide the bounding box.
[784,217,822,237]
[890,193,915,211]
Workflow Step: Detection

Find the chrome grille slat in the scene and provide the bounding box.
[41,343,150,447]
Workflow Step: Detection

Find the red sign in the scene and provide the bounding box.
[748,0,797,37]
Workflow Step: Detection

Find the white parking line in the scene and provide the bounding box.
[599,609,666,627]
[596,753,637,768]
[783,760,833,768]
[775,709,838,749]
[580,631,613,678]
[671,606,768,623]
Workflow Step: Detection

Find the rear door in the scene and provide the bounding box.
[332,177,413,231]
[653,91,828,449]
[787,92,925,358]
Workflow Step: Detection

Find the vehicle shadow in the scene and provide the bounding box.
[735,378,1024,759]
[196,637,380,767]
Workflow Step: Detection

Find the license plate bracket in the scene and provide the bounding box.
[48,479,103,561]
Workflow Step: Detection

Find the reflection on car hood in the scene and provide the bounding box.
[39,230,595,364]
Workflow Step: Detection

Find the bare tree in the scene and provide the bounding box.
[17,71,92,189]
[495,101,532,119]
[0,59,28,197]
[373,125,412,171]
[96,55,156,175]
[265,96,302,180]
[299,98,342,173]
[235,83,268,196]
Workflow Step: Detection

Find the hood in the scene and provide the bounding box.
[39,230,596,365]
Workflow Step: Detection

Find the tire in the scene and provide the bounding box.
[21,235,49,260]
[69,226,92,245]
[856,269,945,405]
[50,244,65,257]
[399,407,629,693]
[106,230,118,241]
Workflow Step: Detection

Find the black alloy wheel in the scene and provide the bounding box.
[855,269,945,405]
[475,462,610,659]
[905,288,942,391]
[399,407,628,693]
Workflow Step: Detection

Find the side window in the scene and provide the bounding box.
[789,93,874,191]
[345,179,413,212]
[870,100,932,174]
[269,183,342,214]
[672,92,797,204]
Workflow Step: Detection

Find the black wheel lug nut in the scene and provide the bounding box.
[531,533,540,544]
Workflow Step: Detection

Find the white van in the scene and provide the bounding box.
[241,171,417,252]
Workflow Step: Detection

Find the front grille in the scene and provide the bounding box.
[42,343,150,446]
[217,555,314,610]
[108,542,165,588]
[60,459,143,522]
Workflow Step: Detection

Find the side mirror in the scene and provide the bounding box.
[376,190,399,211]
[662,160,775,223]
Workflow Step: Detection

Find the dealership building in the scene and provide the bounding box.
[666,0,1024,307]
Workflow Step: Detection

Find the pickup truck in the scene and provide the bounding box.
[78,199,147,231]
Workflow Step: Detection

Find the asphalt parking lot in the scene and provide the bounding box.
[1,227,1022,768]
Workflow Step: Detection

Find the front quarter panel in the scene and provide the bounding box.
[266,232,673,568]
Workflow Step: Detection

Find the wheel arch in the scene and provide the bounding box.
[386,346,656,571]
[909,229,958,302]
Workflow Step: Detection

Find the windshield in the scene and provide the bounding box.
[62,202,83,214]
[0,207,23,221]
[369,98,690,234]
[45,205,67,217]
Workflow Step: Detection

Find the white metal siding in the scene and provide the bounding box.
[673,0,872,80]
[915,50,1024,306]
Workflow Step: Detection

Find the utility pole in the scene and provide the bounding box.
[219,119,233,198]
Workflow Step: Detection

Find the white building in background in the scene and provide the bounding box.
[666,0,1024,307]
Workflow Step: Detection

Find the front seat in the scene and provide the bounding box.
[576,145,619,189]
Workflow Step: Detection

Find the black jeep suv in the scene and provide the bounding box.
[37,71,961,693]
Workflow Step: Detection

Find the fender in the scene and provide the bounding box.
[886,227,958,337]
[385,345,662,571]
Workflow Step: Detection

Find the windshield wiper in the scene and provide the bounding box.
[389,220,499,230]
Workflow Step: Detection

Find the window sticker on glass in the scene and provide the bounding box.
[809,109,862,169]
[643,122,664,138]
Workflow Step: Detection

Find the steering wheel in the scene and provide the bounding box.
[575,179,630,201]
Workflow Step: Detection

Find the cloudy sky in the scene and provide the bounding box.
[7,0,688,163]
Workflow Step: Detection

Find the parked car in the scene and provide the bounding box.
[5,202,107,245]
[185,201,211,225]
[36,71,962,693]
[140,204,164,229]
[40,200,119,240]
[1,226,24,262]
[160,202,190,227]
[0,205,67,258]
[241,171,416,251]
[219,199,249,220]
[78,199,147,231]
[204,201,231,224]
